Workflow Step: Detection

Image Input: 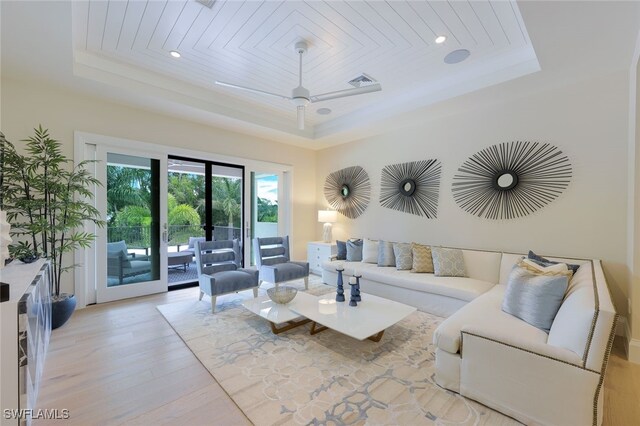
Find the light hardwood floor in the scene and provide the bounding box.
[36,287,640,425]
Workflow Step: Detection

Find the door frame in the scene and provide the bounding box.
[94,144,169,304]
[74,131,293,308]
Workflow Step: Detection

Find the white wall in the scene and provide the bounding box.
[1,77,317,295]
[316,70,630,319]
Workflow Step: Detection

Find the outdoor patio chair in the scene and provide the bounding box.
[195,239,259,313]
[253,236,309,290]
[107,240,152,285]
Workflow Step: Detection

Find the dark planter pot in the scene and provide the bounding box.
[51,293,76,330]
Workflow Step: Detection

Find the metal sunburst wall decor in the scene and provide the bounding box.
[452,141,572,220]
[380,160,442,217]
[324,166,371,219]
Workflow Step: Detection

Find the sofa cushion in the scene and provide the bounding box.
[528,250,580,274]
[432,247,466,277]
[346,239,363,261]
[336,240,347,260]
[377,240,396,267]
[411,243,434,273]
[322,260,378,278]
[461,250,502,283]
[547,261,596,357]
[393,243,413,270]
[502,259,570,332]
[361,266,494,302]
[362,238,378,263]
[434,285,548,354]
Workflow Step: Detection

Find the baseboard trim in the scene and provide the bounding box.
[616,316,627,338]
[629,338,640,364]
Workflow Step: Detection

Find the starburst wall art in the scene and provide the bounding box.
[452,141,572,220]
[324,166,371,219]
[379,160,442,217]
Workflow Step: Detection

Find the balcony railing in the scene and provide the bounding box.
[107,224,241,248]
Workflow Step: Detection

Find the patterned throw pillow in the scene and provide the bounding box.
[393,243,413,270]
[336,240,347,260]
[411,243,434,273]
[431,247,466,277]
[528,250,580,274]
[377,240,396,267]
[362,238,379,263]
[502,258,571,332]
[346,239,363,262]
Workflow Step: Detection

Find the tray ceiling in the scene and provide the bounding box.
[72,0,539,142]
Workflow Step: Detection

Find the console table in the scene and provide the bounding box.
[0,260,51,426]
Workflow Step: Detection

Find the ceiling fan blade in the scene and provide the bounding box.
[297,106,305,130]
[310,83,381,103]
[215,81,290,100]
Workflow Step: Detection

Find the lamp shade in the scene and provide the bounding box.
[318,210,338,223]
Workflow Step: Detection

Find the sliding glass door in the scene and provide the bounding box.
[247,171,285,266]
[167,156,244,286]
[96,147,168,303]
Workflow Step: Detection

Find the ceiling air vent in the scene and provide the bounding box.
[348,73,377,88]
[195,0,216,9]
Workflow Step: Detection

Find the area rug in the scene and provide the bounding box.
[157,278,518,425]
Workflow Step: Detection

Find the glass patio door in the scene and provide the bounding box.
[95,147,168,303]
[247,171,285,266]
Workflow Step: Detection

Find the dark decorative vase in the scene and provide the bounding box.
[336,268,345,302]
[354,275,362,302]
[51,293,76,329]
[349,282,358,307]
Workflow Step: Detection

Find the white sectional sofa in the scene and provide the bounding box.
[320,249,617,426]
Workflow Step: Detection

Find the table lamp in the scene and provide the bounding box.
[317,210,338,243]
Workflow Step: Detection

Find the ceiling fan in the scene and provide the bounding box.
[215,41,382,130]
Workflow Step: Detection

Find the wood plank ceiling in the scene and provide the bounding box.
[73,0,536,137]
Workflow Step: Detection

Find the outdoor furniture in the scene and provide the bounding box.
[195,239,259,313]
[180,236,206,255]
[253,236,309,290]
[168,251,192,272]
[107,240,152,285]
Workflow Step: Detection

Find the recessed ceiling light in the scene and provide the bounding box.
[170,50,181,58]
[435,35,447,44]
[317,108,332,115]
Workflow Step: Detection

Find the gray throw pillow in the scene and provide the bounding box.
[528,250,580,274]
[431,247,466,277]
[346,239,363,262]
[502,261,570,332]
[377,240,396,267]
[336,240,347,260]
[393,243,412,270]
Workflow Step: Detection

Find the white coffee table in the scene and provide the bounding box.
[242,292,416,342]
[242,295,311,334]
[289,292,416,341]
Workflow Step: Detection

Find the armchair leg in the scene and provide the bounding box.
[304,276,309,290]
[210,296,217,313]
[253,288,258,298]
[199,290,204,301]
[258,280,263,287]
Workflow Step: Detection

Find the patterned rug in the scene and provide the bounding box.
[157,277,518,425]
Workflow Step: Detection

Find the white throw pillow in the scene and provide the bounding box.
[361,238,379,263]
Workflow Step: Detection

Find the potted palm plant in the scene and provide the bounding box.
[1,126,105,328]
